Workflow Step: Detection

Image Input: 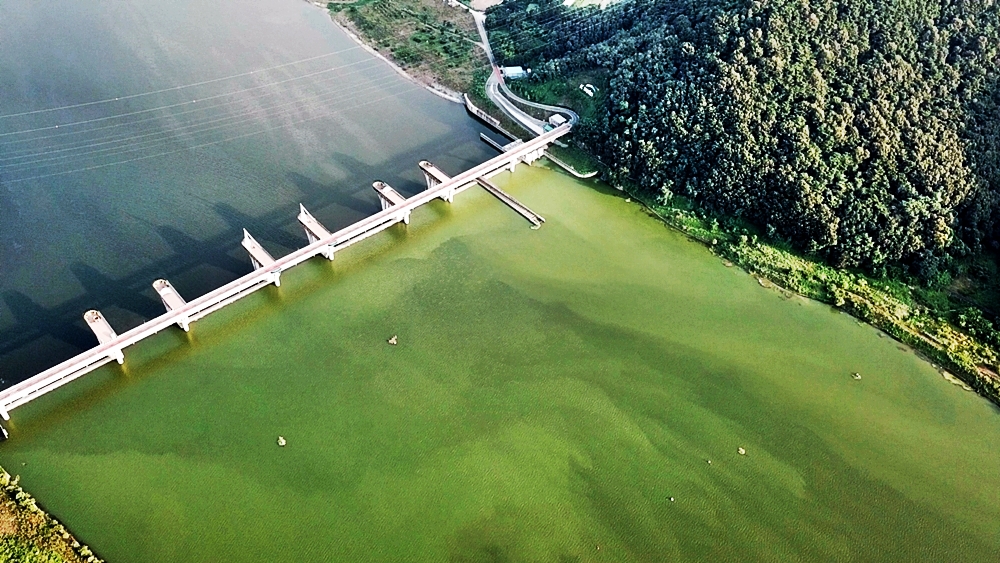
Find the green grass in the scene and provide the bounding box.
[330,0,488,93]
[508,71,607,123]
[0,467,95,563]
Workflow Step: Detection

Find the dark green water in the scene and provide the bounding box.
[1,167,998,562]
[0,0,495,381]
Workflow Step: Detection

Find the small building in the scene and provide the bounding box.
[501,66,529,80]
[548,114,568,127]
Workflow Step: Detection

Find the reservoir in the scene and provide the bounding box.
[2,1,1000,562]
[0,0,496,382]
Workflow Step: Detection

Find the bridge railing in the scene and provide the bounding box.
[0,123,572,421]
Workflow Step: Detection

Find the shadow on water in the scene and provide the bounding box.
[70,263,163,320]
[0,128,494,385]
[1,291,96,353]
[287,169,377,218]
[214,202,307,251]
[156,226,248,278]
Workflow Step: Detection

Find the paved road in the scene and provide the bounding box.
[472,11,578,136]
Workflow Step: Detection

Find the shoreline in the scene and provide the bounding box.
[315,2,998,407]
[616,186,1000,409]
[315,3,464,104]
[0,465,100,563]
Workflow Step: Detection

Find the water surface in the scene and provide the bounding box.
[1,166,998,562]
[0,0,495,382]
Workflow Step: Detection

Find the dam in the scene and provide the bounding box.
[0,124,569,426]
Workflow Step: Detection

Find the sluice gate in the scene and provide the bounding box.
[0,124,571,427]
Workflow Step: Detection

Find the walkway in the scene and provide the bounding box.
[475,177,545,227]
[0,124,571,425]
[471,11,578,136]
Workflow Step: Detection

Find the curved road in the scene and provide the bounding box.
[472,11,578,136]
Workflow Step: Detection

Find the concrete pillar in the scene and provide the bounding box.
[152,279,191,332]
[297,204,335,261]
[422,170,440,192]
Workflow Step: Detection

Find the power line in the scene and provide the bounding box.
[0,47,362,120]
[2,74,404,171]
[1,83,423,185]
[0,61,385,161]
[0,56,379,139]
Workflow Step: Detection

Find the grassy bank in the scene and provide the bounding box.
[0,466,100,563]
[616,188,1000,408]
[328,0,487,94]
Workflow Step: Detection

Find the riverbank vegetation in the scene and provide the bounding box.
[485,0,1000,405]
[327,0,487,93]
[0,466,99,563]
[622,188,1000,404]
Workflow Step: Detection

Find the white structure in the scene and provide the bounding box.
[501,66,528,80]
[0,124,573,427]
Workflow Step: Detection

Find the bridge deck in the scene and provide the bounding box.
[475,177,545,227]
[0,123,572,422]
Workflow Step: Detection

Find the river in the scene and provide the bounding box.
[2,1,999,562]
[0,0,496,383]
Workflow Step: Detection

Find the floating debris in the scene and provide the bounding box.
[707,459,712,465]
[737,447,746,455]
[669,497,675,502]
[277,436,286,447]
[625,198,631,203]
[852,372,862,380]
[940,370,974,391]
[387,335,398,345]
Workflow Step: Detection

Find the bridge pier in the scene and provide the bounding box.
[521,148,544,166]
[372,182,410,224]
[241,229,281,286]
[297,204,336,260]
[0,124,573,428]
[420,161,441,192]
[153,279,191,331]
[419,161,455,203]
[84,310,125,364]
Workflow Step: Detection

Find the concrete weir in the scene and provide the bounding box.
[0,124,571,428]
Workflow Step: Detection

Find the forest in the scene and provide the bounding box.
[486,0,1000,279]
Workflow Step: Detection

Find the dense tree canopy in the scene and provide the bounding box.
[487,0,1000,275]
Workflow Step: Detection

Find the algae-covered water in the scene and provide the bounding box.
[1,166,998,562]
